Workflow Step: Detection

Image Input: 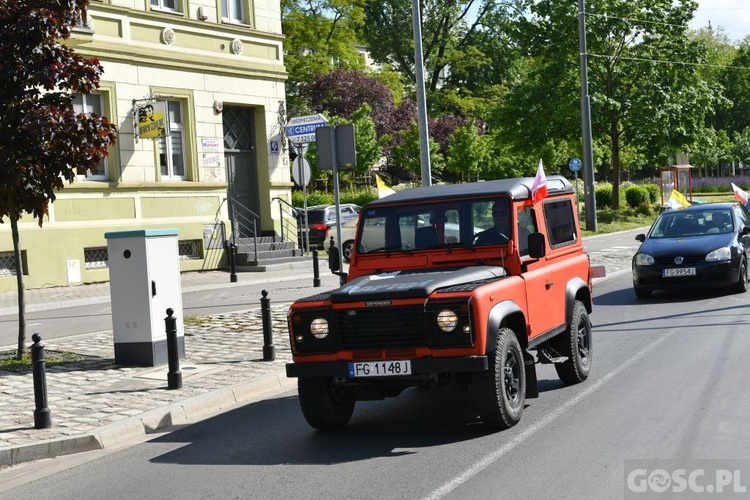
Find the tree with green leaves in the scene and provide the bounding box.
[716,43,750,137]
[501,0,713,209]
[390,121,445,183]
[0,0,117,359]
[281,0,366,112]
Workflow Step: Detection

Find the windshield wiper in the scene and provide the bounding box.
[363,244,408,255]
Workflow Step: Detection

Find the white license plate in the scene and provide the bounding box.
[663,267,696,277]
[348,360,412,378]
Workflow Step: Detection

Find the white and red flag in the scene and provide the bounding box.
[531,159,548,203]
[732,182,748,204]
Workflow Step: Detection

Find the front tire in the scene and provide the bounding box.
[733,258,748,293]
[554,301,592,385]
[297,377,355,430]
[471,328,525,430]
[633,284,652,299]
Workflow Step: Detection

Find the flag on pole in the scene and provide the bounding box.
[531,159,548,203]
[667,189,690,209]
[731,183,749,204]
[375,174,395,199]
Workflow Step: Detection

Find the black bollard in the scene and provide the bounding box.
[31,333,52,429]
[164,308,183,389]
[260,290,275,361]
[228,242,238,283]
[312,247,320,287]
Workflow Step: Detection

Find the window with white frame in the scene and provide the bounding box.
[73,93,108,179]
[222,0,244,22]
[151,0,179,12]
[158,100,186,179]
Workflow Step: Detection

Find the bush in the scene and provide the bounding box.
[642,184,660,204]
[292,189,377,208]
[595,184,613,208]
[635,203,654,216]
[624,186,650,208]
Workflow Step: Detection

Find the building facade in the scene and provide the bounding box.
[0,0,291,292]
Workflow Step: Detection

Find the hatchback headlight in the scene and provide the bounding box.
[635,253,654,266]
[309,317,329,339]
[706,247,731,262]
[436,310,459,332]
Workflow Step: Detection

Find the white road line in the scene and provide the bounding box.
[422,332,674,500]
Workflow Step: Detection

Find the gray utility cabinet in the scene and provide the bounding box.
[105,229,185,366]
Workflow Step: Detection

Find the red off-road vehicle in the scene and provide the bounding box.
[286,176,600,430]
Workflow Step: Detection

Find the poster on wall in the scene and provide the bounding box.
[136,100,169,139]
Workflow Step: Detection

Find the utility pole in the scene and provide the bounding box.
[578,0,597,231]
[411,0,431,187]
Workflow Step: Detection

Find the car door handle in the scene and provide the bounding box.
[545,282,554,290]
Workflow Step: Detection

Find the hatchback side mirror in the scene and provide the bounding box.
[635,234,645,242]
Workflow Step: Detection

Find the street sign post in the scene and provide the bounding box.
[285,114,329,144]
[569,158,582,214]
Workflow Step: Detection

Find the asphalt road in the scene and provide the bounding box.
[2,269,749,498]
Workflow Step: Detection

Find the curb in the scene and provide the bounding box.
[0,370,295,467]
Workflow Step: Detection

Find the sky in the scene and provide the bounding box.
[689,0,750,42]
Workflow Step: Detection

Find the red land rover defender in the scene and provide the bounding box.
[286,176,597,430]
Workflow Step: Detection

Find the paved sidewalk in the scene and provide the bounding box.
[0,240,638,469]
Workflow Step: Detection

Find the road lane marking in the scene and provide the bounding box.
[422,331,674,500]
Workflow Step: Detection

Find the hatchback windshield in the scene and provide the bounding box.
[357,198,514,254]
[650,209,733,238]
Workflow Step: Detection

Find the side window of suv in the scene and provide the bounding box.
[544,199,577,247]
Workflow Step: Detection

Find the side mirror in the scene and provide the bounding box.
[527,232,546,259]
[328,236,341,272]
[635,234,645,242]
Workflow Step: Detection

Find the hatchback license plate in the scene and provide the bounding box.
[663,267,696,277]
[348,360,412,378]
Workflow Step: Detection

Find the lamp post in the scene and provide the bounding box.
[411,0,432,187]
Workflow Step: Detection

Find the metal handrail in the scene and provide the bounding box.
[228,196,259,263]
[272,196,304,254]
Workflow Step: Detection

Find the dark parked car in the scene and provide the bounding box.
[632,202,750,298]
[296,204,360,249]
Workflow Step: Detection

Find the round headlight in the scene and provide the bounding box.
[309,317,329,339]
[437,310,459,332]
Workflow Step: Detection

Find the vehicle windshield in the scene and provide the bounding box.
[649,209,733,238]
[357,198,513,254]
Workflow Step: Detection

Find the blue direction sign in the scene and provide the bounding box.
[569,158,582,172]
[285,114,329,144]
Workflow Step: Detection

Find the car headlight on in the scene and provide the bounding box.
[635,253,654,266]
[309,317,329,339]
[436,310,459,332]
[706,247,731,262]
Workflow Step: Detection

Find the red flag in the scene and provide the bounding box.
[732,183,748,204]
[531,159,548,203]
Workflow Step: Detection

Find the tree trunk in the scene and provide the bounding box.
[11,217,26,360]
[611,121,621,210]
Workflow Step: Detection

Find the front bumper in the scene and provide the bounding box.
[286,356,488,378]
[632,260,739,290]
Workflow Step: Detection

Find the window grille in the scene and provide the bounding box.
[84,247,109,269]
[178,240,201,260]
[0,252,17,276]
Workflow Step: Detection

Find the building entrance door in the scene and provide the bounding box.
[223,107,260,238]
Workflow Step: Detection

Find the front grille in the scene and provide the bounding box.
[654,255,704,266]
[335,306,427,350]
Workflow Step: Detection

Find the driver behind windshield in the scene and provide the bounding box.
[474,201,512,245]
